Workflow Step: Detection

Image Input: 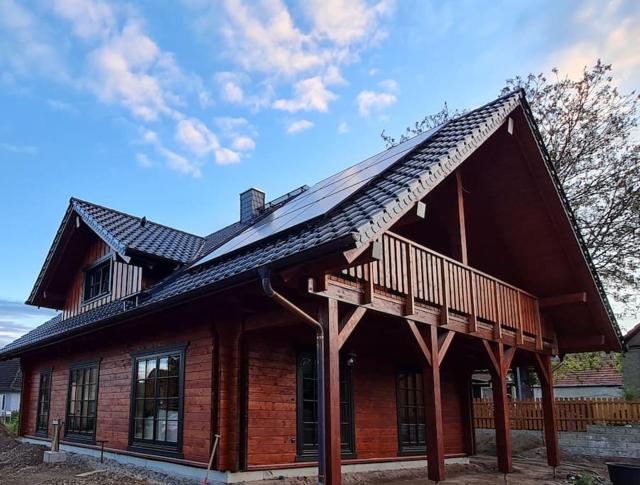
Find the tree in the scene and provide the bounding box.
[382,61,640,317]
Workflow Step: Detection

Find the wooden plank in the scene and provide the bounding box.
[405,246,416,316]
[319,298,342,485]
[440,261,450,325]
[490,342,513,473]
[405,319,432,367]
[437,331,455,365]
[539,292,587,308]
[338,307,367,349]
[469,273,478,333]
[423,325,445,481]
[481,341,500,374]
[455,170,468,265]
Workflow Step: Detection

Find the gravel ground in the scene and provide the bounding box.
[0,425,619,484]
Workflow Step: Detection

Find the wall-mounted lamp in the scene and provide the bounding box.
[346,351,357,367]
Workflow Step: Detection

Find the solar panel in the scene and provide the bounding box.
[192,126,440,267]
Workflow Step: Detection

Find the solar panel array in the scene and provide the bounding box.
[192,127,440,267]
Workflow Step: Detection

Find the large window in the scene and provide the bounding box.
[396,371,426,453]
[36,369,52,435]
[296,352,355,459]
[83,258,111,302]
[130,346,185,454]
[65,361,100,441]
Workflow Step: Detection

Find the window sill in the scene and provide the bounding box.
[295,451,357,462]
[128,444,183,460]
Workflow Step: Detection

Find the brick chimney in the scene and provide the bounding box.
[240,188,265,222]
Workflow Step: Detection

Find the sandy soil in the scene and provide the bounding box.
[0,425,615,484]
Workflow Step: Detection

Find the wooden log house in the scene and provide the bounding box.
[0,91,622,483]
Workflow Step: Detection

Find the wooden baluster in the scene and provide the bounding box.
[440,259,450,325]
[363,262,374,305]
[469,272,478,333]
[493,282,502,340]
[516,292,524,346]
[405,245,416,316]
[534,300,543,350]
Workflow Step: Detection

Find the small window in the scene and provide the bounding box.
[396,371,426,453]
[296,352,355,458]
[36,369,52,435]
[83,259,111,302]
[65,361,100,441]
[130,346,185,453]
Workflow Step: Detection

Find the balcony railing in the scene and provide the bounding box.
[336,232,543,345]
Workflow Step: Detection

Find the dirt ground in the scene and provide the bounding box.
[0,425,615,484]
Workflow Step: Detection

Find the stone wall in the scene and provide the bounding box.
[560,425,640,459]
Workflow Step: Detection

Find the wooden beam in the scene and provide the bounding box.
[423,325,446,481]
[343,238,383,265]
[437,330,455,365]
[338,307,367,349]
[455,170,468,265]
[482,340,500,374]
[363,262,374,304]
[405,319,432,367]
[319,298,342,485]
[556,334,605,353]
[536,353,560,467]
[503,346,516,373]
[394,201,427,228]
[539,292,587,308]
[490,342,513,473]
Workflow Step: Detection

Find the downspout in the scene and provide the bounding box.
[258,268,326,485]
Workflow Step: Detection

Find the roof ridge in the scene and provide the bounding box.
[70,197,205,240]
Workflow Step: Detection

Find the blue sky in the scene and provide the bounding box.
[0,0,638,346]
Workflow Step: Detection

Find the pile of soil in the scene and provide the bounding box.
[0,426,46,470]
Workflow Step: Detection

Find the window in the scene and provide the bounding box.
[130,346,185,453]
[396,371,426,453]
[36,369,52,435]
[65,361,100,441]
[296,352,355,458]
[83,258,111,302]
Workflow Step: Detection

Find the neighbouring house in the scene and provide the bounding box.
[0,91,622,484]
[532,355,622,399]
[623,323,640,393]
[0,359,22,415]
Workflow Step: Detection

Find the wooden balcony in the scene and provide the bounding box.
[330,232,544,348]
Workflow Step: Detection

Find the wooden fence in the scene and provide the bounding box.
[473,398,640,432]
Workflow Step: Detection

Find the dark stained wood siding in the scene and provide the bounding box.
[21,312,213,464]
[62,238,143,319]
[244,327,469,467]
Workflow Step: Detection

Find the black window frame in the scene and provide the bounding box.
[64,359,100,443]
[295,351,356,460]
[82,255,112,303]
[395,370,426,454]
[35,368,52,436]
[128,344,187,458]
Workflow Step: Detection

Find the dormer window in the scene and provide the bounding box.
[83,257,112,302]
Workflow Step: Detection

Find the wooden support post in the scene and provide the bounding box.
[363,262,374,304]
[319,298,342,485]
[423,325,446,482]
[536,354,560,467]
[485,342,513,473]
[455,170,468,265]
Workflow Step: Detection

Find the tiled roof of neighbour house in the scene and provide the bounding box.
[2,90,623,357]
[554,359,623,387]
[0,359,22,392]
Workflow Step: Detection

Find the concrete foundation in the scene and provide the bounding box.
[43,450,67,464]
[22,436,468,483]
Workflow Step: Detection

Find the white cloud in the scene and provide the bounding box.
[214,147,241,165]
[356,89,396,116]
[231,135,255,151]
[158,146,202,177]
[547,0,640,88]
[0,142,38,155]
[221,80,244,102]
[176,118,220,156]
[273,76,337,113]
[287,119,314,134]
[379,78,398,92]
[135,152,153,168]
[0,0,68,81]
[50,0,116,40]
[302,0,394,47]
[323,65,347,86]
[338,121,349,134]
